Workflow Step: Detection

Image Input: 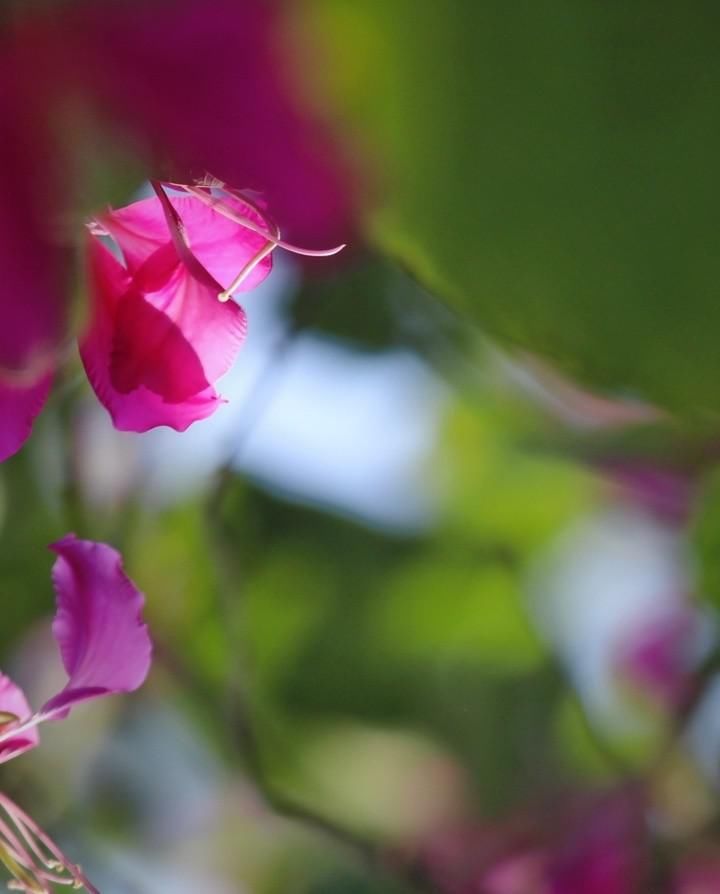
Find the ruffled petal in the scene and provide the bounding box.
[0,675,39,764]
[101,193,273,294]
[0,373,52,463]
[80,237,227,432]
[42,535,151,718]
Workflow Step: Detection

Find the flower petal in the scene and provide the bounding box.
[0,676,39,764]
[102,194,273,295]
[42,535,152,718]
[0,49,70,377]
[81,237,228,432]
[0,373,52,463]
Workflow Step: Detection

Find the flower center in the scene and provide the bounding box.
[165,179,347,302]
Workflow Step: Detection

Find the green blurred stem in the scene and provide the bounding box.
[52,368,89,536]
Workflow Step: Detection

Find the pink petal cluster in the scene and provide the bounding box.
[0,0,360,452]
[82,189,274,432]
[0,535,151,762]
[0,183,298,457]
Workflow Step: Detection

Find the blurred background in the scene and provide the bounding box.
[4,1,720,892]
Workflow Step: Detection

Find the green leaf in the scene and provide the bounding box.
[374,554,544,671]
[692,467,720,608]
[128,503,227,685]
[309,0,720,413]
[440,400,595,552]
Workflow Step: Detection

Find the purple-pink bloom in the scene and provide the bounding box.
[599,460,697,527]
[418,789,648,894]
[546,790,646,894]
[82,189,274,432]
[0,0,360,445]
[0,536,149,893]
[0,179,343,454]
[43,535,152,716]
[0,535,151,757]
[615,608,700,712]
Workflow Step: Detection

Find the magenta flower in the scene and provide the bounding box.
[82,185,272,432]
[545,790,647,894]
[0,0,359,382]
[419,789,647,894]
[83,181,343,432]
[0,0,359,462]
[615,608,700,712]
[0,535,151,893]
[0,181,344,453]
[0,535,151,754]
[599,460,697,526]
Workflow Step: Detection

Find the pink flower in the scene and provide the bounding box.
[81,186,273,432]
[0,181,344,453]
[0,534,151,757]
[0,0,360,382]
[0,535,151,893]
[615,608,701,711]
[82,181,343,432]
[545,790,647,894]
[419,789,647,894]
[599,460,697,526]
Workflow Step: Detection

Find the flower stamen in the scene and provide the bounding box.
[0,795,98,894]
[179,183,347,258]
[163,179,345,302]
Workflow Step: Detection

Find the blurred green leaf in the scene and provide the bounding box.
[0,450,61,653]
[440,400,595,552]
[692,467,720,607]
[375,554,544,671]
[310,0,720,413]
[215,482,575,811]
[554,696,621,782]
[128,503,227,685]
